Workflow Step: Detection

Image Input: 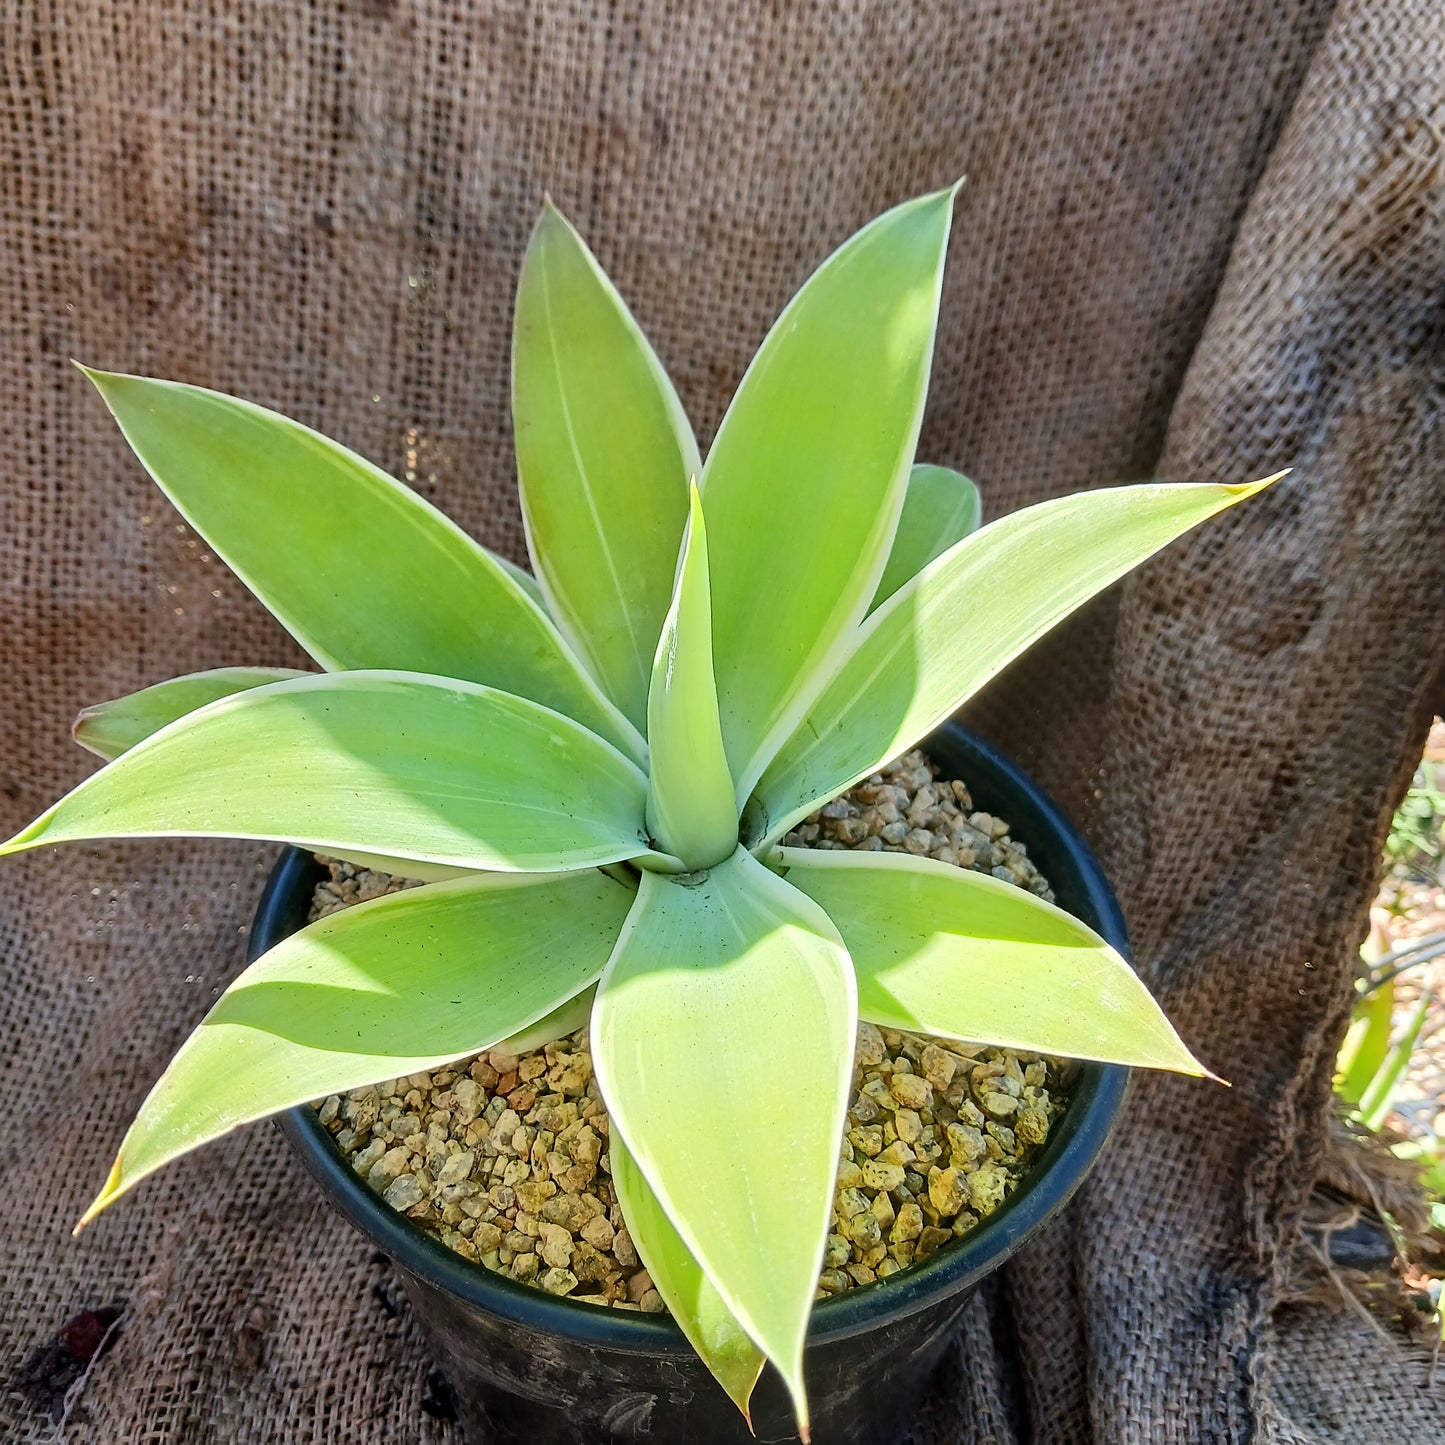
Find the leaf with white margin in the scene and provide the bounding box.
[74,667,310,760]
[513,203,696,730]
[778,848,1208,1074]
[73,671,496,882]
[4,671,676,875]
[755,476,1285,846]
[78,868,634,1226]
[610,1129,766,1422]
[702,187,959,800]
[591,847,856,1436]
[83,368,644,764]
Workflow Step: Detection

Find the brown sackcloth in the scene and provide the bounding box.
[2,2,1442,1440]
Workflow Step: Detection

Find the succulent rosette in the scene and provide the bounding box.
[3,185,1278,1432]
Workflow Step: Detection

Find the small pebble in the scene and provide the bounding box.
[889,1073,933,1111]
[538,1223,574,1269]
[920,1046,957,1091]
[890,1203,924,1244]
[862,1159,906,1192]
[382,1174,426,1211]
[916,1226,952,1260]
[436,1151,475,1186]
[538,1268,578,1296]
[928,1166,967,1216]
[982,1091,1019,1119]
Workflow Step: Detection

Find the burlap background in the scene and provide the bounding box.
[3,1,1442,1440]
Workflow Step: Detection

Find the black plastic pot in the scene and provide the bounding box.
[253,722,1129,1445]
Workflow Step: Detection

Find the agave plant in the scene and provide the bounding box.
[3,186,1277,1434]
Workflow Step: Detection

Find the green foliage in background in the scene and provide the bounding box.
[1335,759,1445,1323]
[1334,754,1445,1342]
[3,187,1280,1432]
[1382,752,1445,900]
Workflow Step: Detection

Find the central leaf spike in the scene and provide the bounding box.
[644,483,739,871]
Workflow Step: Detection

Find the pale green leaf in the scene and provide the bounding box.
[779,848,1207,1074]
[591,847,857,1432]
[1358,988,1434,1131]
[1337,976,1396,1107]
[71,666,494,884]
[610,1129,765,1421]
[4,671,677,874]
[79,869,633,1226]
[82,368,643,764]
[702,187,959,799]
[512,203,696,730]
[645,484,737,870]
[73,667,310,760]
[870,464,981,611]
[756,475,1285,845]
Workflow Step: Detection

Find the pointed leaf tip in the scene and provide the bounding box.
[72,667,310,761]
[780,850,1207,1077]
[757,477,1292,843]
[609,1130,765,1419]
[84,370,644,758]
[703,186,959,797]
[645,482,736,868]
[1233,468,1290,499]
[514,199,696,730]
[10,672,658,874]
[83,870,631,1228]
[534,195,572,237]
[76,1156,124,1234]
[592,852,850,1429]
[77,362,133,398]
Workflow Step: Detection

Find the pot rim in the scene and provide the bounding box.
[261,721,1129,1356]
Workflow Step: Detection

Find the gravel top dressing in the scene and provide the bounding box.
[311,751,1069,1310]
